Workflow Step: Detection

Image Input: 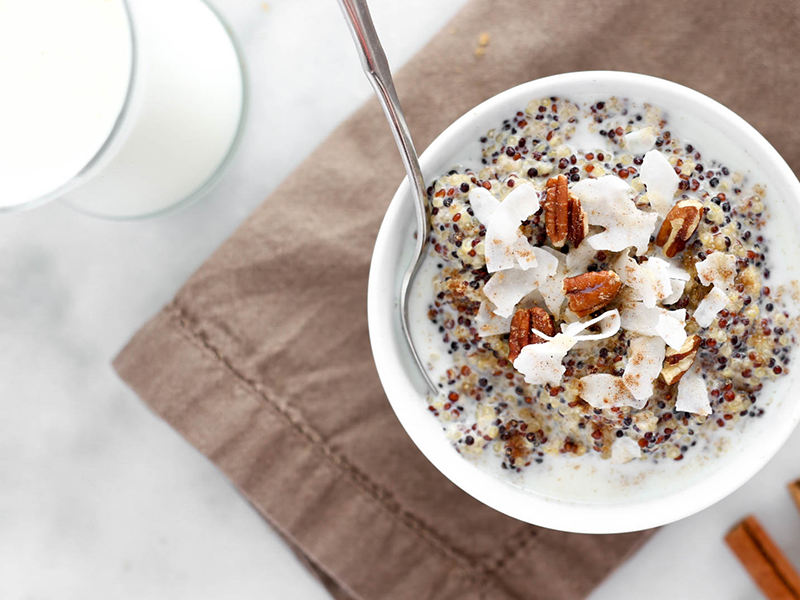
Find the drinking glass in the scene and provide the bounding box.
[0,0,247,219]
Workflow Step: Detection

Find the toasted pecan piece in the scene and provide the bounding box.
[563,270,622,317]
[544,175,587,248]
[661,334,702,385]
[544,175,569,247]
[656,199,703,258]
[508,307,555,362]
[568,193,588,247]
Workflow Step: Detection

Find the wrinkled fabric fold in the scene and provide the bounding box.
[114,0,800,598]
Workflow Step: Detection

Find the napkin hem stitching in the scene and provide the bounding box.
[166,303,484,574]
[166,302,542,588]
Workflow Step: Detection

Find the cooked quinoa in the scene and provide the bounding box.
[424,97,797,470]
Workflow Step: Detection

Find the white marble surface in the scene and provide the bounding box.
[2,1,799,598]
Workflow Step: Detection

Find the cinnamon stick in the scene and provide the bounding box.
[726,515,800,600]
[790,480,800,514]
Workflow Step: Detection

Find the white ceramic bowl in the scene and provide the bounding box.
[367,71,800,533]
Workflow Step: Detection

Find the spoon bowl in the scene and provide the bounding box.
[337,0,438,395]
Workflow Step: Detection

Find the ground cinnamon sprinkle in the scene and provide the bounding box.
[422,96,797,473]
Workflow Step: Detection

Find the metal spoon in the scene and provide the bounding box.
[337,0,438,396]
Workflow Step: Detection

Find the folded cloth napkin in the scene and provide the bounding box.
[114,0,800,598]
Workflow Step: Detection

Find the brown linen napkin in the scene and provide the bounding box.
[114,0,800,598]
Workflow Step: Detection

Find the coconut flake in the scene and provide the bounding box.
[531,246,558,275]
[482,183,543,273]
[696,253,737,290]
[640,149,679,217]
[475,302,512,337]
[664,260,691,281]
[467,187,500,225]
[579,374,641,409]
[656,312,689,351]
[485,208,523,272]
[620,303,661,334]
[565,241,597,273]
[484,259,558,318]
[514,309,620,385]
[570,176,658,254]
[511,235,538,270]
[613,253,672,308]
[564,308,621,341]
[659,261,689,305]
[513,240,559,273]
[623,336,667,401]
[610,436,642,464]
[539,277,566,317]
[620,303,687,350]
[536,247,567,317]
[696,252,737,293]
[501,182,540,221]
[513,335,575,386]
[693,286,731,328]
[662,279,686,305]
[571,175,635,204]
[675,360,711,416]
[645,256,689,284]
[623,127,657,155]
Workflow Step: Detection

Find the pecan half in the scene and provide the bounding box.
[544,175,587,248]
[661,334,702,385]
[544,175,569,247]
[656,199,703,258]
[563,270,622,317]
[508,307,555,362]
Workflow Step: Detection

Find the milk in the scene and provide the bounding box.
[0,0,133,209]
[62,0,244,218]
[0,0,244,218]
[407,93,800,503]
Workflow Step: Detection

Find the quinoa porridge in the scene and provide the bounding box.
[416,96,799,485]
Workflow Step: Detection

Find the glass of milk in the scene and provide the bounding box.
[0,0,246,219]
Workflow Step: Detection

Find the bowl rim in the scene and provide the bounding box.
[367,70,800,533]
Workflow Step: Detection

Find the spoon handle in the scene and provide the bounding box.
[337,0,427,211]
[337,0,437,395]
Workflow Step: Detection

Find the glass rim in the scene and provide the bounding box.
[0,0,138,215]
[60,0,250,222]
